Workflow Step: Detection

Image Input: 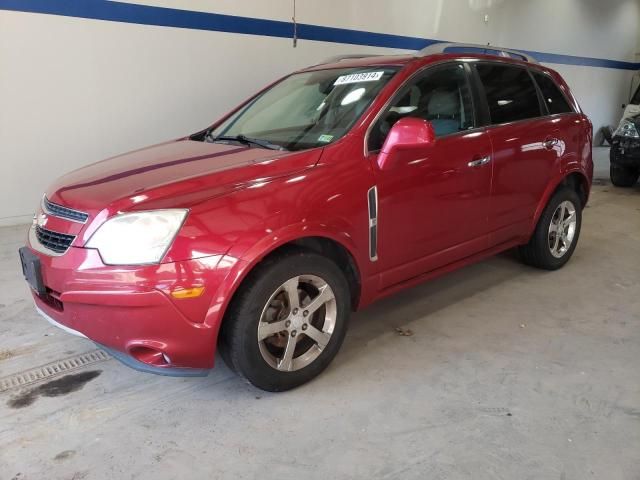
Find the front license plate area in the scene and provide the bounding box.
[19,247,47,295]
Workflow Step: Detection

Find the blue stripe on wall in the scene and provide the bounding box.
[1,0,638,71]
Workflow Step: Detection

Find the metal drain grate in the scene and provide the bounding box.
[0,349,111,393]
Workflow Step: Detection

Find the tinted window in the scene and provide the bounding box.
[533,72,573,114]
[476,64,541,124]
[368,63,475,151]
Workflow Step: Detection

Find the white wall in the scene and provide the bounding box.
[1,0,639,224]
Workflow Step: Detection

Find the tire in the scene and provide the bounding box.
[610,164,639,187]
[602,126,613,146]
[519,188,582,270]
[218,250,351,392]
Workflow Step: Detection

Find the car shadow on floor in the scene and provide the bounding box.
[0,250,547,400]
[171,250,532,394]
[336,250,530,367]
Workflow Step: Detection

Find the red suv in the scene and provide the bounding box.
[19,43,593,391]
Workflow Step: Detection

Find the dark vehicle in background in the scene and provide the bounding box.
[610,78,640,187]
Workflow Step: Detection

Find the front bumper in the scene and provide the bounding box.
[36,306,209,376]
[24,236,231,375]
[611,136,640,168]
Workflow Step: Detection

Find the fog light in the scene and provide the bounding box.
[130,346,169,366]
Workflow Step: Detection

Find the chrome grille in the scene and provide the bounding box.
[43,196,89,223]
[35,225,75,254]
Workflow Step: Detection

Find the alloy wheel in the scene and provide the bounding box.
[548,200,577,258]
[257,275,337,372]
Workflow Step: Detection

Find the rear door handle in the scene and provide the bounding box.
[543,137,559,149]
[468,155,491,168]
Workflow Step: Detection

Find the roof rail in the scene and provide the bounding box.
[319,54,383,64]
[416,42,538,63]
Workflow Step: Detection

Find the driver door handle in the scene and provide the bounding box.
[468,155,491,168]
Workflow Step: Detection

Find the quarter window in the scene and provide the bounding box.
[476,64,542,124]
[368,63,475,151]
[532,72,573,114]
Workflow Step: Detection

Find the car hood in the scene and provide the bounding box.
[46,139,322,218]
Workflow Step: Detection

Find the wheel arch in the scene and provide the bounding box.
[204,230,364,357]
[235,236,362,311]
[531,170,590,233]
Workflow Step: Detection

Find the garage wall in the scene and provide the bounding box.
[1,0,639,225]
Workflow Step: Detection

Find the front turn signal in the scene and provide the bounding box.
[171,286,205,299]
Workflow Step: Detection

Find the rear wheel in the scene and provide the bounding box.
[610,164,639,187]
[219,251,350,392]
[519,188,582,270]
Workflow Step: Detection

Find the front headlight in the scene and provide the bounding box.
[86,209,187,265]
[614,119,640,138]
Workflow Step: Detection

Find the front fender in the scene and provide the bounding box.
[200,222,368,360]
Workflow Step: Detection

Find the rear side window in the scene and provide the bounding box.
[476,64,542,124]
[532,72,574,114]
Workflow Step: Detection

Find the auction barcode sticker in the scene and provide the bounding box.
[334,71,384,86]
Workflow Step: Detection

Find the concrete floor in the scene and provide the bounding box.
[1,148,638,480]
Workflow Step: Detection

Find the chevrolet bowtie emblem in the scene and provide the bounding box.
[36,213,47,227]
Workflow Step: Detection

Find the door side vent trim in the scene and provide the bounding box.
[367,186,378,262]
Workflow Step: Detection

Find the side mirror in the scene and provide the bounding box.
[377,117,436,170]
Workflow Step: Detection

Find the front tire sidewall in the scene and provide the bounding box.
[610,164,639,187]
[228,252,350,392]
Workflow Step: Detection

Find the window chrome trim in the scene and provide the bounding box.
[367,186,378,262]
[479,110,581,133]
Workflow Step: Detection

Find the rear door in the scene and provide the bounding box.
[474,63,563,246]
[531,69,584,172]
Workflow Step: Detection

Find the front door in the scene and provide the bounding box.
[366,63,493,289]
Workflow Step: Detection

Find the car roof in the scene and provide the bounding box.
[303,54,416,71]
[303,51,543,73]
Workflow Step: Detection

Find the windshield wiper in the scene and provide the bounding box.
[206,133,285,151]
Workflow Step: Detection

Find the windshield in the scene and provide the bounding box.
[206,67,399,151]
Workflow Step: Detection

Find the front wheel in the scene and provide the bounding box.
[610,164,639,187]
[519,188,582,270]
[219,251,351,392]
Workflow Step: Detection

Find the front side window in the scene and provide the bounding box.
[476,64,542,124]
[207,67,399,151]
[532,72,573,115]
[368,63,475,151]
